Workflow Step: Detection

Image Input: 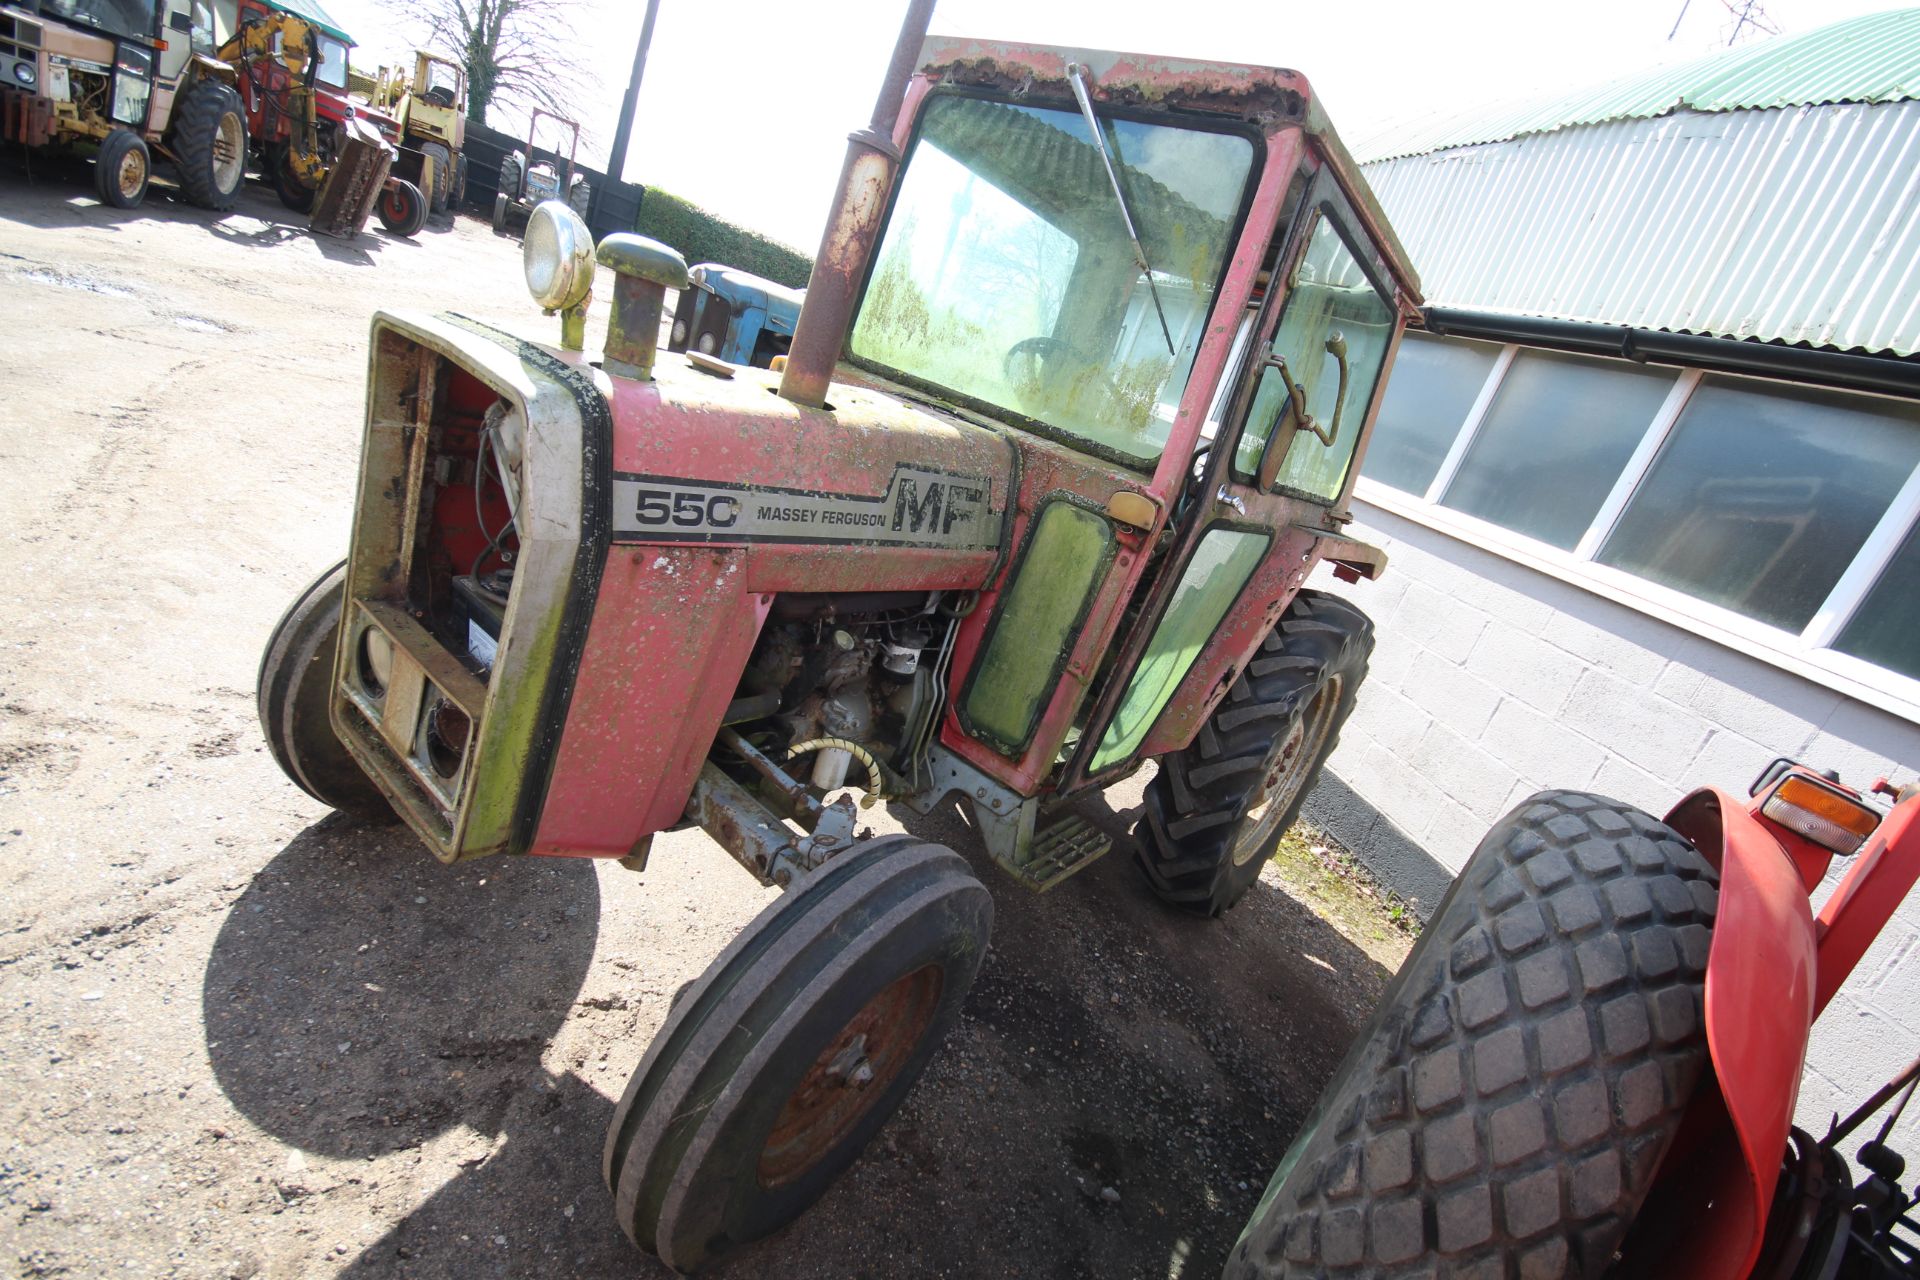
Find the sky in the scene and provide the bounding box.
[320,0,1915,251]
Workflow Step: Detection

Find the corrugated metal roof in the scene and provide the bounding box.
[1355,8,1920,163]
[1363,99,1920,355]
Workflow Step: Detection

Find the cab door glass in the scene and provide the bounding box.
[1234,214,1396,503]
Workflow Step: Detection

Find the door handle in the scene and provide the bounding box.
[1216,486,1247,515]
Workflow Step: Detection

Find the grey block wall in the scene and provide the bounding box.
[1308,500,1920,1149]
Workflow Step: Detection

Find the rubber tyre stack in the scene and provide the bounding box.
[1138,589,1372,916]
[1224,791,1719,1279]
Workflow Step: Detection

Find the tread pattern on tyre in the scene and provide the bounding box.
[1139,589,1373,916]
[171,80,245,211]
[1226,791,1720,1280]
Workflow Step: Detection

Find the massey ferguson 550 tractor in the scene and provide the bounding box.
[257,3,1424,1268]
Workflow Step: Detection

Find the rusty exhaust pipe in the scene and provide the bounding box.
[777,0,938,409]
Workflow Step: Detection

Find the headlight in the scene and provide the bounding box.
[13,63,35,87]
[522,200,594,312]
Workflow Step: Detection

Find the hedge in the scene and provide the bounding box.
[635,188,812,290]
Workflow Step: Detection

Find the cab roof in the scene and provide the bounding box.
[916,36,1422,302]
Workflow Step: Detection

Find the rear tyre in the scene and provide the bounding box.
[1224,791,1719,1279]
[94,128,149,209]
[171,79,248,211]
[1138,589,1372,916]
[256,562,394,821]
[496,150,524,203]
[450,152,468,208]
[376,179,427,237]
[605,838,992,1272]
[567,173,592,218]
[419,140,451,213]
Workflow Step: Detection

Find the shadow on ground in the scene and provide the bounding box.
[200,787,1393,1279]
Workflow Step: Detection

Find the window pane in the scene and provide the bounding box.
[852,95,1255,465]
[1837,520,1920,681]
[1600,378,1920,632]
[1361,332,1502,495]
[1441,350,1674,549]
[964,502,1114,754]
[1089,527,1271,772]
[1236,215,1397,503]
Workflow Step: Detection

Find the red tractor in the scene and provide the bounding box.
[1228,763,1920,1278]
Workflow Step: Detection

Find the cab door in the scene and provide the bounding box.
[1064,168,1405,788]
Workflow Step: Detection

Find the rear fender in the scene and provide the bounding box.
[1642,787,1817,1280]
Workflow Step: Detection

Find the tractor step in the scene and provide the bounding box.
[1011,813,1113,892]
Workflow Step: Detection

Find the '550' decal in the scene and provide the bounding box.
[610,465,998,550]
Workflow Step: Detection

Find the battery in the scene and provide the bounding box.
[450,575,505,673]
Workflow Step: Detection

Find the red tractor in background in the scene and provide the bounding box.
[249,0,1920,1274]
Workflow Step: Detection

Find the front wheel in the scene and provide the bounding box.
[94,127,150,208]
[1138,589,1371,916]
[376,179,427,237]
[605,837,992,1272]
[1225,791,1719,1279]
[271,147,316,213]
[256,562,394,820]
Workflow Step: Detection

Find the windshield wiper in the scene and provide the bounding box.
[1066,62,1176,356]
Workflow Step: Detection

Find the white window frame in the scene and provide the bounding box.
[1359,339,1920,725]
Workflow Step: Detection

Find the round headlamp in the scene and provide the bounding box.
[14,62,35,86]
[522,200,594,312]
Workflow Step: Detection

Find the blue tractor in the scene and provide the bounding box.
[667,262,805,368]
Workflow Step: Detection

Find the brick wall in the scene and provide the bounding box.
[1307,500,1920,1148]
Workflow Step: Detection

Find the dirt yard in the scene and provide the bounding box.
[0,164,1409,1280]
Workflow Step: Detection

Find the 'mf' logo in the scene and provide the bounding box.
[892,476,985,537]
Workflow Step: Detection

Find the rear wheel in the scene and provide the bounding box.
[1225,791,1719,1279]
[171,79,248,211]
[271,146,316,213]
[605,837,992,1272]
[256,562,394,820]
[419,140,451,213]
[376,179,427,237]
[567,173,592,218]
[497,150,524,203]
[94,128,149,208]
[450,152,468,207]
[1138,589,1371,916]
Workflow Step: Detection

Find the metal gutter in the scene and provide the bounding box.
[1422,307,1920,400]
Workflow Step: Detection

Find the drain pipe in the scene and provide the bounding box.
[777,0,938,409]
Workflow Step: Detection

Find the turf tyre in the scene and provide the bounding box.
[256,562,394,820]
[604,837,992,1272]
[1224,790,1719,1279]
[1139,589,1372,916]
[171,79,247,210]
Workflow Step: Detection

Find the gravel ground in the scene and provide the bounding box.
[0,163,1406,1280]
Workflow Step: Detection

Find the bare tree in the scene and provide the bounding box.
[387,0,595,129]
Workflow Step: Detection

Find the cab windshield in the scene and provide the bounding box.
[850,93,1256,467]
[42,0,156,42]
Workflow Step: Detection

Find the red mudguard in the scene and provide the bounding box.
[1650,787,1818,1280]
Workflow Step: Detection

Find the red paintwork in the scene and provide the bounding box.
[1658,787,1819,1280]
[528,361,1007,858]
[1812,790,1920,1016]
[1637,778,1920,1277]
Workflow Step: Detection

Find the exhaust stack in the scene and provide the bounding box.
[777,0,938,409]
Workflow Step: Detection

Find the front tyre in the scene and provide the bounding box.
[256,562,394,820]
[1225,791,1718,1279]
[1139,589,1371,916]
[605,838,992,1272]
[94,128,150,208]
[171,79,248,211]
[376,179,427,237]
